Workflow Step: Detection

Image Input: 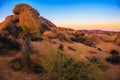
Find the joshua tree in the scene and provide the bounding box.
[20,26,41,68]
[20,27,34,67]
[6,25,41,70]
[21,31,31,67]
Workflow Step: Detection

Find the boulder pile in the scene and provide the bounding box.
[0,3,57,36]
[0,3,73,42]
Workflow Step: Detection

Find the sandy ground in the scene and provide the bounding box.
[0,38,120,80]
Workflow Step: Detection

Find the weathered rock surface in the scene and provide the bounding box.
[43,31,57,39]
[86,34,118,44]
[40,17,57,33]
[13,3,41,33]
[0,15,19,31]
[0,3,57,35]
[13,3,39,16]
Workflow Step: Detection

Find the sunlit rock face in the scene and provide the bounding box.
[13,3,41,33]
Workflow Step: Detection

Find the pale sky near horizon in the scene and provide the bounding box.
[0,0,120,31]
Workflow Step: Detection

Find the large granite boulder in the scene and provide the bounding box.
[40,17,57,28]
[43,31,57,39]
[0,3,57,34]
[13,3,39,15]
[0,3,59,40]
[0,15,19,31]
[40,17,57,33]
[13,3,40,33]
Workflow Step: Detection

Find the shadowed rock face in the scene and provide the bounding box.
[40,17,57,33]
[40,17,57,28]
[0,15,19,31]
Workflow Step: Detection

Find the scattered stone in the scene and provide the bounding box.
[58,44,64,51]
[52,41,57,44]
[98,48,102,51]
[68,46,76,51]
[89,50,97,54]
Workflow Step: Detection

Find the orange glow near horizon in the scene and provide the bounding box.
[57,22,120,31]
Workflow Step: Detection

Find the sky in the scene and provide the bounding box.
[0,0,120,31]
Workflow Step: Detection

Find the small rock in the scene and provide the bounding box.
[58,44,64,51]
[98,48,102,51]
[68,46,76,51]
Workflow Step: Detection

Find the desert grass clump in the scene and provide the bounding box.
[87,57,109,71]
[84,38,94,46]
[39,50,105,80]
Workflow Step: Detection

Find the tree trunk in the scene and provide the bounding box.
[21,32,31,67]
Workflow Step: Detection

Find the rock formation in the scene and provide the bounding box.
[0,15,19,31]
[0,3,74,43]
[43,31,57,39]
[0,3,57,37]
[13,3,41,33]
[86,33,118,44]
[40,17,57,33]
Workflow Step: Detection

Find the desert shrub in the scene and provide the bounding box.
[21,26,42,41]
[0,36,20,50]
[106,55,120,65]
[31,32,42,41]
[73,32,85,37]
[57,33,66,41]
[71,35,93,46]
[39,50,105,80]
[84,38,93,46]
[87,57,109,71]
[110,49,119,55]
[71,35,86,43]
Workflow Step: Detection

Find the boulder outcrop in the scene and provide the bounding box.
[0,3,57,36]
[13,3,40,33]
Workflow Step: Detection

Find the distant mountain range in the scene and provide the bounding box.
[79,29,120,34]
[58,27,120,34]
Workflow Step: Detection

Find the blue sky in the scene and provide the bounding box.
[0,0,120,30]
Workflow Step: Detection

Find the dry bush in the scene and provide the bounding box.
[71,34,94,46]
[39,50,105,80]
[0,36,20,50]
[87,57,109,71]
[110,49,119,55]
[106,55,120,65]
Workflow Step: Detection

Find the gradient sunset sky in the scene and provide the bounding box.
[0,0,120,31]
